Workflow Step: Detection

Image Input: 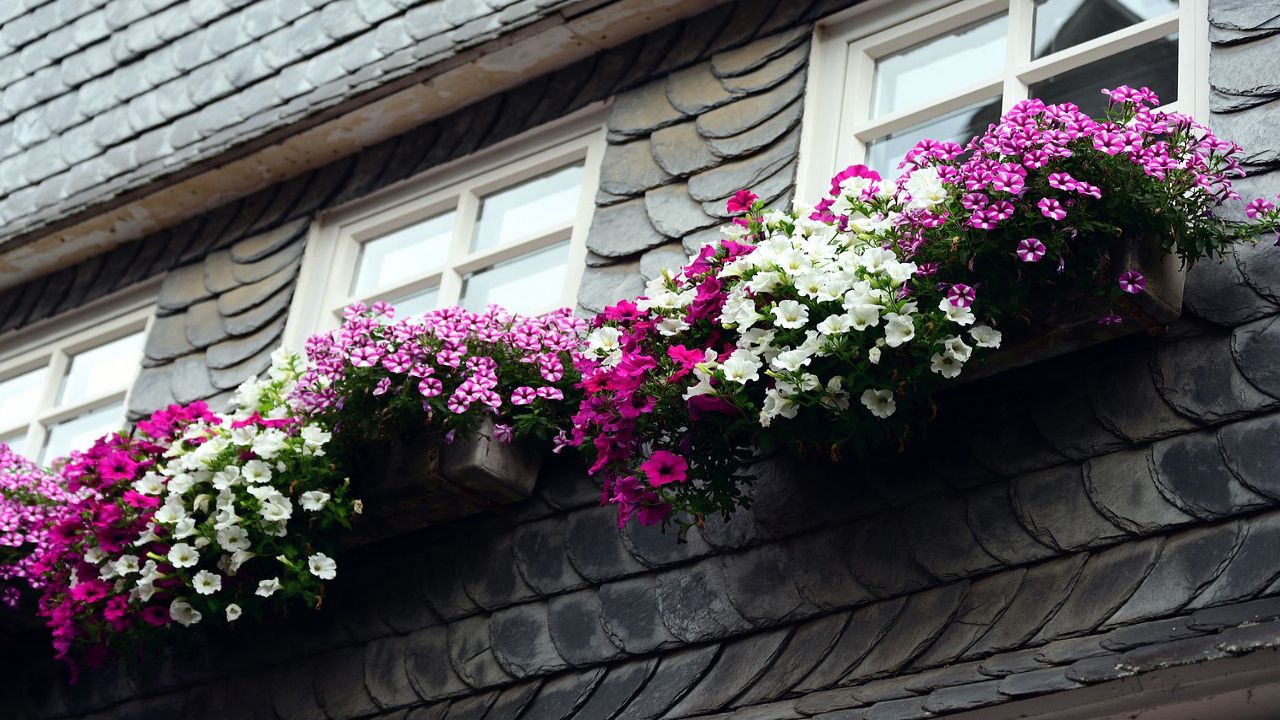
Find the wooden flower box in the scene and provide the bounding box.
[346,419,542,545]
[966,235,1185,381]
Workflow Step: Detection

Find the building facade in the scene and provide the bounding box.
[2,0,1280,717]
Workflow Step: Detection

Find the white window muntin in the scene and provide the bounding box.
[0,281,156,463]
[286,107,606,347]
[799,0,1209,199]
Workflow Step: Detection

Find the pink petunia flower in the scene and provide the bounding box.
[947,284,977,308]
[1118,270,1146,295]
[1016,238,1046,263]
[1038,198,1066,220]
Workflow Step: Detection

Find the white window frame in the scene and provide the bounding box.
[797,0,1210,200]
[0,279,158,462]
[284,105,607,348]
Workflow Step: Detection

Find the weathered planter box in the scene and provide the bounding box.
[346,419,542,545]
[966,235,1185,380]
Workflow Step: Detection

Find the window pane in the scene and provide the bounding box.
[0,429,28,456]
[865,97,1003,176]
[460,242,571,315]
[0,367,47,429]
[57,331,145,408]
[390,286,440,318]
[352,211,455,296]
[41,403,123,464]
[1034,0,1178,60]
[872,14,1008,118]
[472,164,584,252]
[1029,34,1178,116]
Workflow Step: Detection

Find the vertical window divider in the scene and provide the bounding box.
[1004,0,1034,111]
[444,190,480,307]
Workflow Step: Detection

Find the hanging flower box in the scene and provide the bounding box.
[345,418,543,545]
[965,233,1186,380]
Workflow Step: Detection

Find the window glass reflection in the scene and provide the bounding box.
[1034,0,1178,59]
[872,14,1007,118]
[472,164,584,252]
[460,242,571,315]
[1030,35,1178,115]
[353,211,455,296]
[58,332,145,408]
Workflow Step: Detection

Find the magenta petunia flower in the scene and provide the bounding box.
[640,451,688,487]
[372,377,392,396]
[511,386,537,406]
[1016,238,1046,263]
[1037,197,1066,220]
[1118,270,1146,295]
[725,189,758,215]
[947,284,977,308]
[493,423,514,445]
[1246,197,1276,219]
[1098,313,1124,326]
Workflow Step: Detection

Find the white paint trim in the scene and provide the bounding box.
[0,279,158,461]
[283,105,607,350]
[798,0,1207,202]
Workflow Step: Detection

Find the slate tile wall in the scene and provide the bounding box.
[5,1,1280,719]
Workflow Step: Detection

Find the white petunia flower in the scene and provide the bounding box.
[930,352,964,379]
[969,324,1003,348]
[847,303,881,331]
[84,547,106,565]
[112,555,140,576]
[771,300,810,329]
[241,459,272,484]
[226,604,243,622]
[655,316,690,336]
[939,298,976,326]
[168,543,199,568]
[883,313,916,347]
[259,497,293,523]
[868,346,882,364]
[860,389,897,419]
[168,472,196,494]
[170,598,202,627]
[816,314,854,336]
[193,570,222,595]
[720,350,762,384]
[771,349,813,373]
[252,429,288,460]
[300,490,330,512]
[216,525,252,552]
[941,336,973,362]
[300,425,330,449]
[256,577,282,597]
[822,376,851,411]
[308,553,337,580]
[133,473,164,495]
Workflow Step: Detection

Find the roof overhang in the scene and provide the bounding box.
[0,0,726,292]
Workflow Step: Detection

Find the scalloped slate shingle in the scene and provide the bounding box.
[0,0,597,244]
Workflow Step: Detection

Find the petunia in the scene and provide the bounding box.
[1037,198,1066,221]
[640,451,689,486]
[1118,270,1146,295]
[1016,237,1046,262]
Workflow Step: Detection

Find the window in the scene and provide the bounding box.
[285,108,606,347]
[799,0,1209,196]
[0,285,155,464]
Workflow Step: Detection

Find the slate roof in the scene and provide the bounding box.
[577,25,811,313]
[0,0,599,247]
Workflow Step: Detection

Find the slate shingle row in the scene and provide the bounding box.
[577,25,811,313]
[15,504,1280,720]
[0,0,595,236]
